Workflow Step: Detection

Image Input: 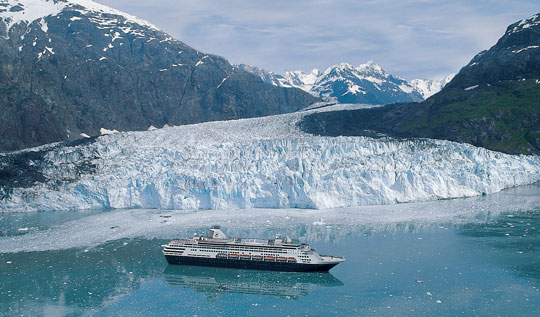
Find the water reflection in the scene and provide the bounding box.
[162,265,343,300]
[457,210,540,285]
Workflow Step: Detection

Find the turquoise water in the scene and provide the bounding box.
[1,186,540,316]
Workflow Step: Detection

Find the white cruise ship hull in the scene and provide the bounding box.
[164,254,341,272]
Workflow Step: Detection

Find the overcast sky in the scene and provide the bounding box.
[95,0,539,80]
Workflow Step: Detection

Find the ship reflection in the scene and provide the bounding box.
[163,265,343,300]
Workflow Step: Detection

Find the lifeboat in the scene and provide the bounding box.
[277,257,287,262]
[264,256,274,261]
[229,254,239,259]
[287,257,296,262]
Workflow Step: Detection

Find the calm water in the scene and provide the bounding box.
[1,185,540,316]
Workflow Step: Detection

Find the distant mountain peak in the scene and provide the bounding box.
[356,60,384,73]
[410,74,456,99]
[242,61,457,104]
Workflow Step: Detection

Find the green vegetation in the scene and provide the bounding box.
[405,79,540,154]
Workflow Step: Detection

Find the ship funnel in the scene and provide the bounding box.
[208,228,228,239]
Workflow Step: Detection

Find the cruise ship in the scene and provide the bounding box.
[163,227,345,272]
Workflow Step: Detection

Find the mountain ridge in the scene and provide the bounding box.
[0,0,318,151]
[241,61,454,104]
[299,12,540,155]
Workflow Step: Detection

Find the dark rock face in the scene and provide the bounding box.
[0,1,318,152]
[448,14,540,90]
[300,13,540,155]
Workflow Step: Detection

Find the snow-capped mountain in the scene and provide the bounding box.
[241,61,454,104]
[410,73,455,99]
[2,105,539,212]
[0,0,317,151]
[310,61,423,104]
[236,64,293,88]
[284,69,321,93]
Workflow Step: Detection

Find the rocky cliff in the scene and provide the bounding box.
[0,0,318,151]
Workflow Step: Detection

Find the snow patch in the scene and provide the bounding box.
[512,45,539,54]
[38,17,47,32]
[464,85,479,91]
[37,46,54,59]
[0,0,163,38]
[342,84,365,95]
[217,76,230,89]
[0,0,66,34]
[398,83,414,94]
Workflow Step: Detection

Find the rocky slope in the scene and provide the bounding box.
[0,0,318,151]
[300,13,540,155]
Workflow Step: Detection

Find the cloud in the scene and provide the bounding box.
[95,0,539,79]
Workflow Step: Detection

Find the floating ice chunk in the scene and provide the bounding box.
[313,218,325,225]
[80,133,90,138]
[100,128,119,135]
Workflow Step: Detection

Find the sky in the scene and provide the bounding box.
[95,0,539,80]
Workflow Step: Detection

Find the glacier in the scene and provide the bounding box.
[1,105,540,212]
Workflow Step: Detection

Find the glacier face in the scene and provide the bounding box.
[1,108,540,212]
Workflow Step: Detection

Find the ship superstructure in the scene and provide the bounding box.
[163,227,345,272]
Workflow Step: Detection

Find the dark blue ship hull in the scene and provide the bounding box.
[164,255,338,272]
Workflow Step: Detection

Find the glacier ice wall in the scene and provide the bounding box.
[1,110,540,212]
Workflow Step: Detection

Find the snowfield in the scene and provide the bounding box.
[1,105,540,212]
